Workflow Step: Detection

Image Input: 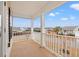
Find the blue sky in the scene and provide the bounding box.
[13,1,79,28]
[13,17,31,27]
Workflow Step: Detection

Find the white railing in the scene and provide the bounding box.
[33,32,79,57]
[12,32,79,57]
[33,32,41,44]
[44,33,79,57]
[12,32,31,42]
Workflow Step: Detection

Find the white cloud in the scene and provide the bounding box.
[49,13,55,16]
[70,4,79,11]
[61,17,69,21]
[61,16,76,21]
[60,10,64,12]
[55,12,60,15]
[49,12,60,17]
[70,16,75,20]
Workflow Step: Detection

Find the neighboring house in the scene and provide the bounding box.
[45,27,53,33]
[45,27,53,31]
[12,27,22,32]
[34,28,41,32]
[24,27,31,31]
[20,27,27,31]
[62,26,78,35]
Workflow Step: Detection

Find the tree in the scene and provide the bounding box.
[53,26,62,34]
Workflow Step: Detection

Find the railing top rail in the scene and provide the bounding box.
[44,33,79,40]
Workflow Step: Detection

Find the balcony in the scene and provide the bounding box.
[10,32,79,57]
[3,1,79,57]
[10,35,56,57]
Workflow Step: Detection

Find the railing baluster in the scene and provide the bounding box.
[59,36,61,54]
[70,38,72,57]
[58,36,60,55]
[48,34,50,48]
[54,35,56,53]
[63,36,65,57]
[57,36,59,53]
[66,37,68,57]
[48,34,49,48]
[52,35,54,51]
[50,34,52,50]
[65,37,66,57]
[55,36,57,53]
[56,35,57,53]
[50,34,51,49]
[47,34,49,48]
[74,37,77,57]
[47,34,48,47]
[76,38,78,57]
[68,38,71,57]
[54,35,56,52]
[64,37,67,57]
[61,36,63,56]
[34,32,79,57]
[44,34,46,47]
[51,34,53,50]
[49,34,51,49]
[46,34,48,47]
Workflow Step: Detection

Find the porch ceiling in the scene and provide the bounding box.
[9,1,67,19]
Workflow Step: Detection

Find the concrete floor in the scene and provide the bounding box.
[10,39,56,57]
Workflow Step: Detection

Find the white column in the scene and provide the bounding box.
[40,13,45,47]
[31,19,34,40]
[3,2,9,57]
[0,2,4,57]
[12,16,13,37]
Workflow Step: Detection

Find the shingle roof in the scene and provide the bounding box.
[62,26,78,31]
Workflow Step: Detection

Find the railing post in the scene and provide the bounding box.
[40,13,45,47]
[31,18,34,40]
[74,38,77,57]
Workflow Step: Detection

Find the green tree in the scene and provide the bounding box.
[53,26,62,34]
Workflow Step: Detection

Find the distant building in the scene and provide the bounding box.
[62,26,79,36]
[34,28,41,32]
[12,27,22,32]
[45,27,56,34]
[74,27,79,37]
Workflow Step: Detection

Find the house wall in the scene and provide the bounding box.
[62,30,74,35]
[74,27,79,37]
[75,31,79,37]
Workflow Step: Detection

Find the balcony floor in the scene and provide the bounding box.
[10,39,56,57]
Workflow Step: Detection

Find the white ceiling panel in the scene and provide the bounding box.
[9,1,67,19]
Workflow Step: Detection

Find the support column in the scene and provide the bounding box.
[0,1,4,57]
[11,16,14,38]
[40,13,45,47]
[2,1,9,57]
[31,19,34,40]
[1,2,8,57]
